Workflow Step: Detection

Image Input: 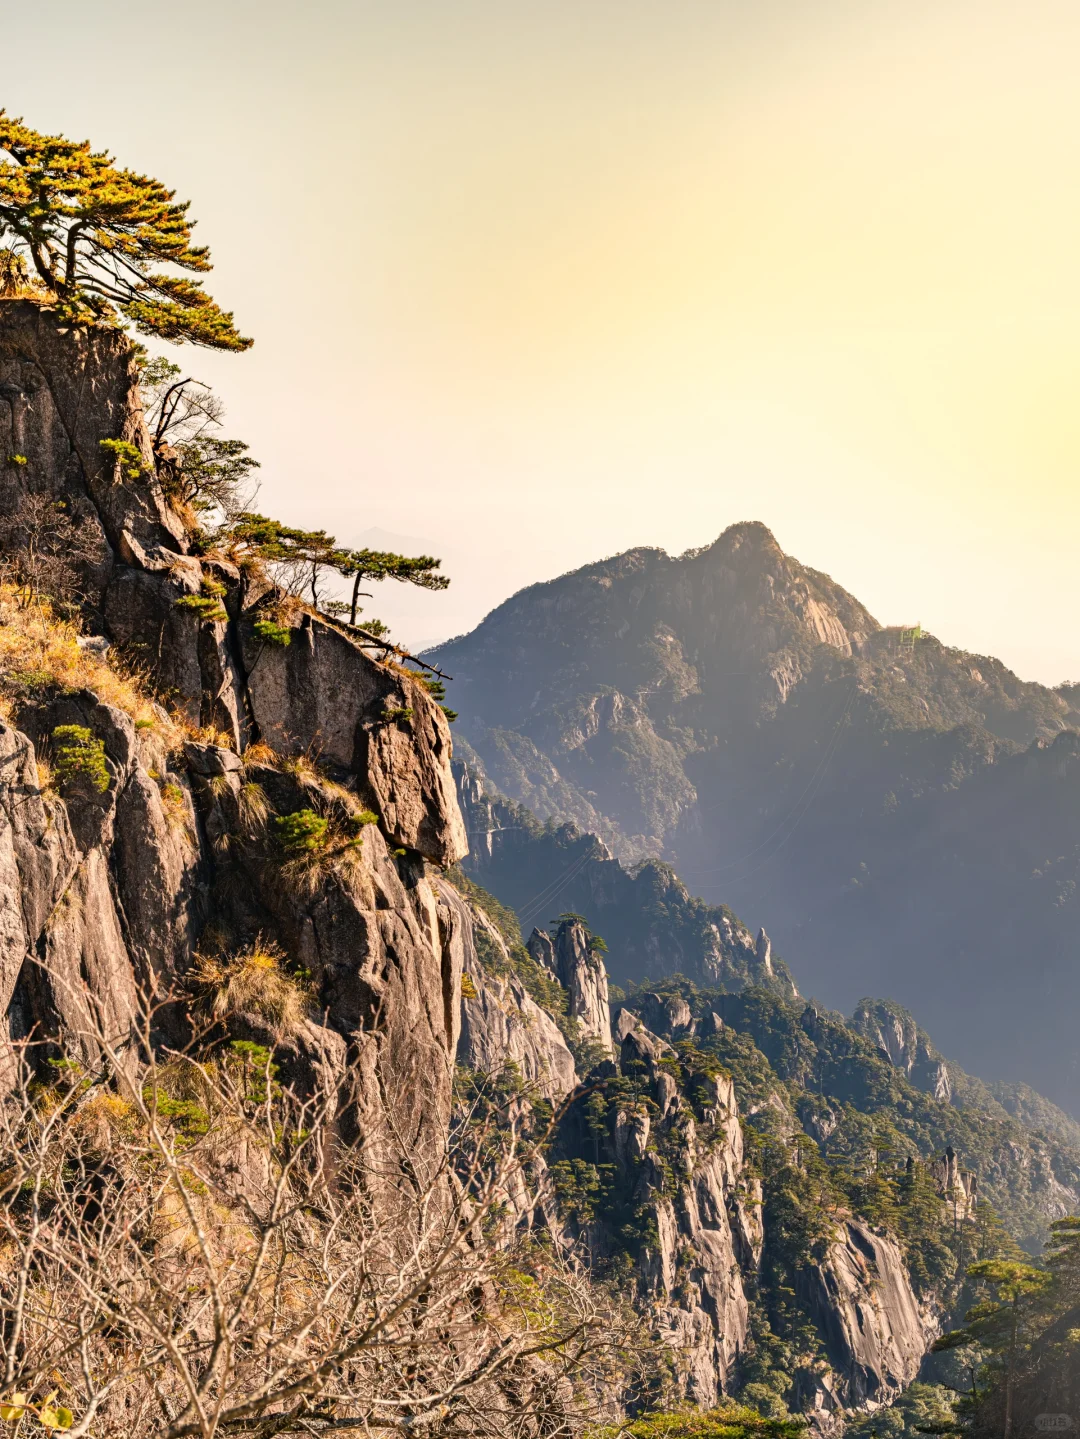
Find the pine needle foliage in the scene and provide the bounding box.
[0,112,251,351]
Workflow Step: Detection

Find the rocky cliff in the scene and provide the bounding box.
[0,301,467,1168]
[4,301,1066,1432]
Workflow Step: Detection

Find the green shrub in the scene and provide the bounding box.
[345,808,379,837]
[253,618,291,647]
[51,724,109,795]
[99,437,146,481]
[174,594,227,621]
[382,706,414,724]
[421,674,458,722]
[174,577,229,623]
[590,1403,805,1439]
[7,453,27,467]
[272,809,328,856]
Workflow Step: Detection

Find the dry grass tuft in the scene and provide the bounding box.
[33,752,55,795]
[0,583,178,740]
[242,740,280,769]
[280,753,322,786]
[237,780,270,830]
[158,779,191,832]
[191,940,313,1035]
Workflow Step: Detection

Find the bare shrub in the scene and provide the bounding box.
[0,495,104,611]
[0,977,640,1439]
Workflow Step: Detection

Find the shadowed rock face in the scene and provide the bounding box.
[0,696,202,1084]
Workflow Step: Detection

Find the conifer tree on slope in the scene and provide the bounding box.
[0,112,250,351]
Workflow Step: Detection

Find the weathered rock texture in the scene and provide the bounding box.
[852,998,952,1103]
[0,300,466,867]
[455,898,577,1102]
[797,1221,935,1414]
[0,695,201,1083]
[0,299,468,1169]
[528,918,612,1054]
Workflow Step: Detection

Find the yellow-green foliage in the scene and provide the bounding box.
[590,1406,805,1439]
[99,437,145,482]
[174,577,228,623]
[0,113,251,351]
[51,725,109,794]
[252,617,291,646]
[273,809,328,856]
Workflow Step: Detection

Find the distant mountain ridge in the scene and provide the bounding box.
[429,522,1080,1113]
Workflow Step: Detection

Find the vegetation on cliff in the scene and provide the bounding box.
[0,112,251,350]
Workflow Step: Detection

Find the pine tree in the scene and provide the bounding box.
[0,113,251,351]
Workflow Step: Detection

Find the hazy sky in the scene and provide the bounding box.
[6,0,1080,677]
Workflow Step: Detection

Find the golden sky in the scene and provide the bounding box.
[7,0,1080,677]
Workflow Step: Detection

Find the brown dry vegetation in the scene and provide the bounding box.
[0,986,643,1439]
[0,583,174,738]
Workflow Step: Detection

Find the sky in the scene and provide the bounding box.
[5,0,1080,677]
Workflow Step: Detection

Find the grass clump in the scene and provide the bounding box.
[238,780,270,830]
[0,583,168,735]
[192,940,313,1036]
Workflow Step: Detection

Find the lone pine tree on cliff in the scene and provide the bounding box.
[0,112,251,350]
[0,114,452,663]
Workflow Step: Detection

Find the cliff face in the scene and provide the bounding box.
[0,302,1017,1426]
[455,893,578,1102]
[0,302,467,1167]
[527,919,612,1054]
[852,999,952,1103]
[797,1221,934,1415]
[538,991,932,1418]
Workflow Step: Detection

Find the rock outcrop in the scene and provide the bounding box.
[0,300,467,869]
[458,763,799,996]
[797,1220,936,1414]
[456,898,577,1102]
[0,300,468,1172]
[528,917,612,1054]
[602,1021,757,1404]
[852,999,952,1103]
